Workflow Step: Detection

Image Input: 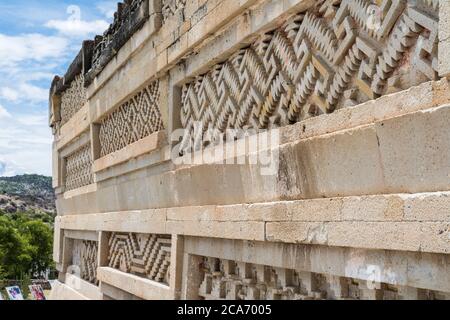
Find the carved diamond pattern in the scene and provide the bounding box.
[180,0,439,153]
[65,144,94,191]
[99,81,164,157]
[61,74,87,125]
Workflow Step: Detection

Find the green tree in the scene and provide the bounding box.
[0,265,7,280]
[0,216,32,279]
[0,213,54,279]
[19,220,53,278]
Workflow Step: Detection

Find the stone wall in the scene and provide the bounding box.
[49,0,450,300]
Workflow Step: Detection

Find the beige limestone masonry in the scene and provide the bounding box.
[48,281,89,301]
[55,102,450,215]
[50,0,450,300]
[97,268,174,300]
[55,191,450,254]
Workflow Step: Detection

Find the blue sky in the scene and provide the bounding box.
[0,0,117,176]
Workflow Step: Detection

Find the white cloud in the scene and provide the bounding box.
[1,84,48,103]
[0,158,27,177]
[0,111,52,177]
[0,87,19,102]
[0,161,6,176]
[17,114,48,126]
[0,33,68,67]
[96,1,117,19]
[0,2,117,177]
[19,83,48,103]
[45,18,109,37]
[0,105,12,119]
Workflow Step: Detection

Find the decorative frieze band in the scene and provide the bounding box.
[80,240,99,285]
[108,233,172,285]
[99,81,164,157]
[72,239,99,285]
[199,256,449,300]
[180,0,439,152]
[65,144,94,192]
[60,74,87,126]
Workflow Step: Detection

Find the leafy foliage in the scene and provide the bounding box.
[0,211,54,280]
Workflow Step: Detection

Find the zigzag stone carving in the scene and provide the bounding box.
[99,81,164,157]
[71,239,99,285]
[65,144,94,191]
[80,240,99,285]
[108,233,172,284]
[180,0,439,152]
[199,257,450,300]
[60,74,86,125]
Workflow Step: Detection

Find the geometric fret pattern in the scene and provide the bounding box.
[162,0,187,22]
[65,144,94,192]
[180,0,439,152]
[99,81,164,157]
[199,257,450,300]
[80,240,99,285]
[61,74,87,125]
[108,233,172,285]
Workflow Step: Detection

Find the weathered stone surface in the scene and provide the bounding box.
[55,104,450,214]
[48,281,90,300]
[85,0,153,86]
[184,237,450,296]
[97,267,174,300]
[56,191,450,254]
[265,221,450,254]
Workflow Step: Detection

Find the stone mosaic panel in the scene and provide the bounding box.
[180,0,439,152]
[108,233,172,285]
[65,144,94,191]
[199,257,450,300]
[99,81,164,157]
[72,240,99,285]
[60,74,86,125]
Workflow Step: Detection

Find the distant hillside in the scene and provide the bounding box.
[0,174,56,218]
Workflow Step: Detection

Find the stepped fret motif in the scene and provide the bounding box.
[99,81,164,157]
[65,144,94,191]
[81,241,99,285]
[71,240,99,285]
[108,233,172,285]
[61,74,86,125]
[180,0,439,153]
[199,257,450,300]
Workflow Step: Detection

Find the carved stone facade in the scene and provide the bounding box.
[162,0,187,22]
[180,0,439,151]
[108,233,172,285]
[72,240,99,285]
[49,0,450,301]
[89,0,150,85]
[64,144,94,191]
[199,257,450,300]
[60,74,86,125]
[80,241,99,285]
[99,81,164,157]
